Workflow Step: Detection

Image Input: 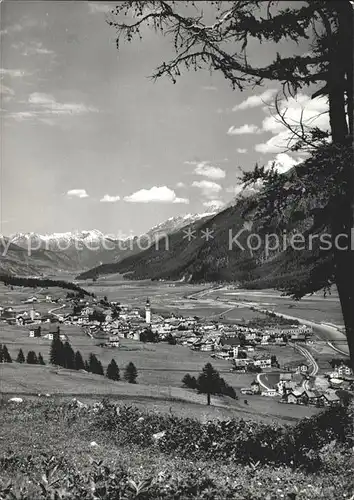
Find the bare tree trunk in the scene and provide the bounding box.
[207,392,211,405]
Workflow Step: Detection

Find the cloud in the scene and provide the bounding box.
[0,68,27,77]
[194,162,226,180]
[192,180,222,199]
[12,41,54,56]
[124,186,189,204]
[227,124,261,135]
[29,92,98,115]
[236,148,247,154]
[255,94,329,154]
[100,194,121,203]
[0,24,24,36]
[265,153,303,174]
[67,189,89,199]
[6,93,99,124]
[0,84,14,101]
[203,200,225,211]
[233,89,277,111]
[176,181,186,188]
[88,3,112,13]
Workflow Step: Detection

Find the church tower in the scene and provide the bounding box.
[145,298,151,325]
[30,305,35,322]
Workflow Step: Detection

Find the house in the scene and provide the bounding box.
[25,296,38,304]
[336,364,353,378]
[320,393,341,407]
[285,391,299,404]
[298,390,318,405]
[106,336,120,348]
[200,342,215,352]
[43,324,60,340]
[253,356,272,368]
[251,380,261,394]
[2,307,16,319]
[220,336,241,347]
[29,325,41,338]
[234,358,251,368]
[290,333,306,342]
[261,389,277,397]
[17,316,26,326]
[297,363,309,374]
[241,388,253,395]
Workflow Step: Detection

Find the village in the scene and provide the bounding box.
[1,286,353,410]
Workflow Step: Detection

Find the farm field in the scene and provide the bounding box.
[0,364,318,424]
[210,288,344,327]
[1,323,254,390]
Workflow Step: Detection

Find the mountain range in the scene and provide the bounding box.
[76,199,313,291]
[0,212,214,277]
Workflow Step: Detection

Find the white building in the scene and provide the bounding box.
[145,298,151,324]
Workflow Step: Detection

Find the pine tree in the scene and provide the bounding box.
[124,362,138,384]
[74,351,85,371]
[2,345,12,363]
[88,353,104,375]
[106,359,120,381]
[26,351,38,364]
[38,353,45,365]
[49,335,64,366]
[16,349,25,363]
[63,341,75,369]
[84,360,90,372]
[0,344,3,363]
[197,363,223,406]
[96,359,104,376]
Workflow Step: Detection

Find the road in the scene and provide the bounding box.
[48,304,66,317]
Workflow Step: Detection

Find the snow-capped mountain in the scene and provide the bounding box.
[142,212,216,240]
[0,210,220,276]
[9,230,117,250]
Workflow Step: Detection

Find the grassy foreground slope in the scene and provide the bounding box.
[0,399,353,499]
[0,364,318,424]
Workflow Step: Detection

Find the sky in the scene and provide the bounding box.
[0,1,329,237]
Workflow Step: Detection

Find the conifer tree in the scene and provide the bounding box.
[0,344,3,363]
[88,353,104,375]
[96,359,104,376]
[16,349,25,364]
[124,362,138,384]
[49,334,63,366]
[106,359,120,381]
[63,341,75,369]
[2,345,12,363]
[84,360,90,372]
[197,363,223,406]
[74,351,85,371]
[38,353,45,365]
[26,351,38,365]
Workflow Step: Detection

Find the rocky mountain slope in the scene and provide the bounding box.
[76,200,314,290]
[0,237,77,277]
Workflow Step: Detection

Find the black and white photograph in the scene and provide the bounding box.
[0,1,353,498]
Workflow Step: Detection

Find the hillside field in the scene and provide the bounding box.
[0,364,318,424]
